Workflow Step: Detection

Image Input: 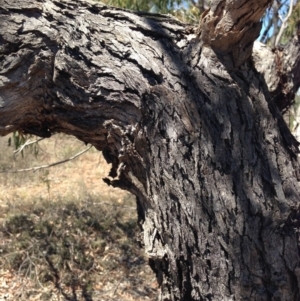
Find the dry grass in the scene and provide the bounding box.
[0,134,157,301]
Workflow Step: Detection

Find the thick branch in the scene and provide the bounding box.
[199,0,273,69]
[1,1,300,301]
[253,30,300,111]
[0,0,194,195]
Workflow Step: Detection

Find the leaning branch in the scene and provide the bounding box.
[1,145,92,173]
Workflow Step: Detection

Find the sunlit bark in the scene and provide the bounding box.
[0,0,300,300]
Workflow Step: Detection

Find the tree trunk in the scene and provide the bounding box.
[1,0,300,300]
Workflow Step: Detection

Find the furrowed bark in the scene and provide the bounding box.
[0,0,300,301]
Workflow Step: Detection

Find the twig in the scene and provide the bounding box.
[275,0,294,46]
[1,146,92,173]
[13,137,45,156]
[111,278,121,297]
[82,200,136,210]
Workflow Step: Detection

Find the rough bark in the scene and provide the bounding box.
[253,36,300,112]
[1,0,300,300]
[198,0,271,69]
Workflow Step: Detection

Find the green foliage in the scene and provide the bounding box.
[8,131,26,152]
[100,0,202,23]
[8,131,39,158]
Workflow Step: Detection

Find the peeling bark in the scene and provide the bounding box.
[0,0,300,300]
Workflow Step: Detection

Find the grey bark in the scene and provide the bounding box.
[0,0,300,300]
[253,36,300,112]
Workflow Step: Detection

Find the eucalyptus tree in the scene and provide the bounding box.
[0,0,300,300]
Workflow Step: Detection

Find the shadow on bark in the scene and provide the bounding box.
[136,17,300,300]
[0,1,300,299]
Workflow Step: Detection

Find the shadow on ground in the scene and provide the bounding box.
[0,196,157,301]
